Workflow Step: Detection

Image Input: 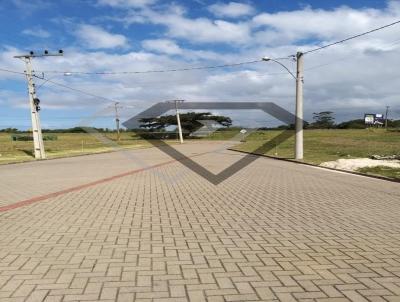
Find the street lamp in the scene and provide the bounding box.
[262,53,304,160]
[262,57,297,80]
[35,72,72,90]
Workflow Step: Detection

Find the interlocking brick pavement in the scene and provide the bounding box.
[1,142,400,302]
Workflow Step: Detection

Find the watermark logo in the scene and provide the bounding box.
[123,101,300,185]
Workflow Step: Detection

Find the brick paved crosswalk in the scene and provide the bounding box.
[1,143,400,301]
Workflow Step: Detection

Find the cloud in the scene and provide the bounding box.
[164,17,251,44]
[126,6,252,44]
[22,28,51,38]
[141,39,232,61]
[208,2,256,18]
[252,4,400,46]
[118,2,400,47]
[142,39,182,55]
[97,0,157,8]
[75,24,128,49]
[2,1,400,129]
[2,42,400,125]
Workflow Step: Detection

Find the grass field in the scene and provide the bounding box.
[224,128,399,163]
[0,132,165,164]
[1,129,399,179]
[357,166,400,179]
[208,128,400,179]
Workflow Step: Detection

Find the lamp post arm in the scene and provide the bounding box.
[270,59,297,80]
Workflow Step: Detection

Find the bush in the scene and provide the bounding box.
[138,132,179,140]
[11,134,58,141]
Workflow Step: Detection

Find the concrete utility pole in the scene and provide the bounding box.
[385,106,390,130]
[25,57,45,159]
[14,51,62,159]
[14,50,63,160]
[262,54,304,160]
[114,102,122,141]
[174,100,184,144]
[295,52,304,160]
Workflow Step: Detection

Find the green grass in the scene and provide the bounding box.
[1,129,399,180]
[0,132,173,164]
[357,166,400,179]
[225,128,400,179]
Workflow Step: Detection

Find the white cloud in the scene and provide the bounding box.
[2,1,400,128]
[142,39,182,55]
[163,17,251,44]
[22,28,51,38]
[208,2,255,18]
[75,24,128,49]
[252,4,400,46]
[127,7,252,44]
[97,0,157,8]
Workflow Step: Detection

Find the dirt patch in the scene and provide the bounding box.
[320,158,400,171]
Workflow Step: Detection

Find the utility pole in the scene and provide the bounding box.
[385,106,390,130]
[174,100,184,144]
[14,50,63,160]
[295,51,304,160]
[114,102,122,141]
[262,54,303,160]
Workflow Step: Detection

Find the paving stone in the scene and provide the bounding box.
[0,143,399,301]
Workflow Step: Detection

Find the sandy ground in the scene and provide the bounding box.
[321,158,400,171]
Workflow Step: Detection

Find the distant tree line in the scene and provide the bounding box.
[1,111,399,133]
[273,111,400,130]
[0,127,118,133]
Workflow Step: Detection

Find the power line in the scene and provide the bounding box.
[1,59,272,80]
[2,20,400,77]
[32,75,117,103]
[0,68,25,75]
[303,36,400,72]
[303,19,400,55]
[1,19,400,80]
[0,67,118,105]
[35,59,267,75]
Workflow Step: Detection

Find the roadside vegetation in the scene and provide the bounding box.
[225,128,399,180]
[1,112,399,180]
[227,128,399,163]
[357,166,400,179]
[0,131,170,164]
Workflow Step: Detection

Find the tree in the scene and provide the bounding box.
[336,119,365,129]
[311,111,335,129]
[139,112,232,135]
[0,127,19,133]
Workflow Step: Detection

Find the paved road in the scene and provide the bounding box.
[0,141,399,302]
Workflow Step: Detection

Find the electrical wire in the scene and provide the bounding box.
[303,19,400,55]
[0,68,25,75]
[303,36,400,72]
[1,19,400,81]
[31,21,400,75]
[0,68,116,105]
[35,59,265,75]
[32,75,117,103]
[2,20,400,76]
